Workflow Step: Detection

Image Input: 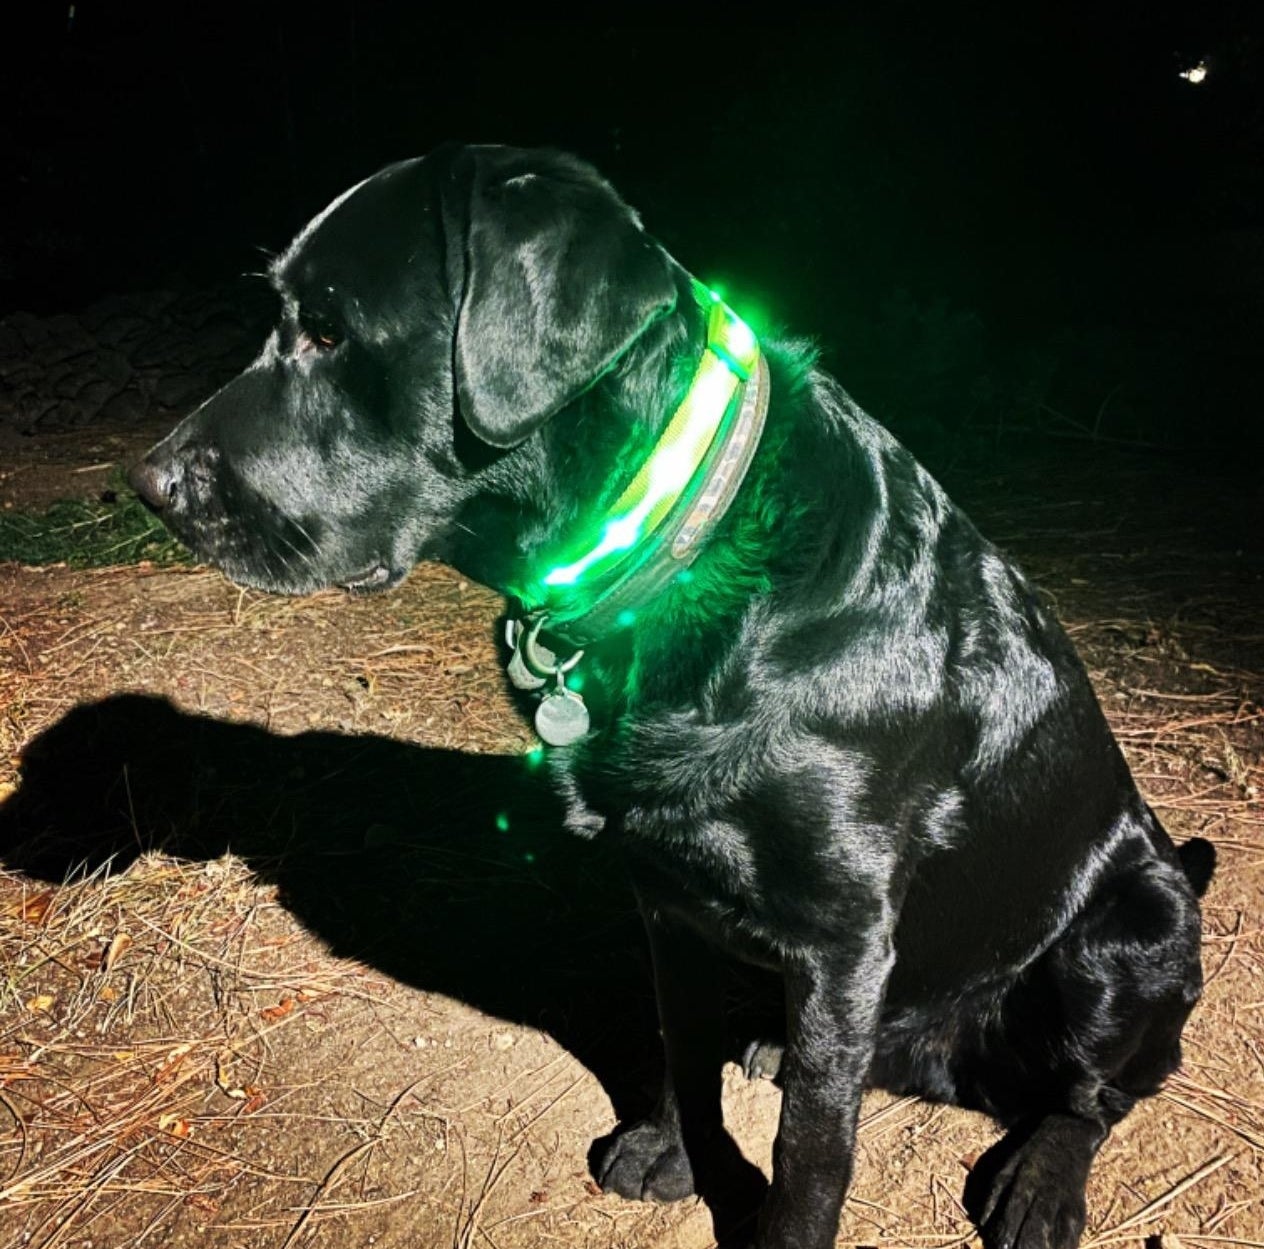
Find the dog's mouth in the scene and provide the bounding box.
[337,563,405,593]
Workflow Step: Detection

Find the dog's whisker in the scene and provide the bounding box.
[275,532,319,577]
[285,514,320,554]
[265,544,296,586]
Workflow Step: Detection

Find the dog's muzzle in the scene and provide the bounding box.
[129,443,221,519]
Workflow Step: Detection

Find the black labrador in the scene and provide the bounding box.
[130,144,1211,1249]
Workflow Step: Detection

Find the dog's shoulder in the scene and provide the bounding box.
[572,346,1053,777]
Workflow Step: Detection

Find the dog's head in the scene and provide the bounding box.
[130,145,682,594]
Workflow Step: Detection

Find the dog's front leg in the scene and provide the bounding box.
[597,902,771,1245]
[596,905,729,1202]
[754,937,893,1249]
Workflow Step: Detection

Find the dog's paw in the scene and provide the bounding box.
[966,1118,1096,1249]
[593,1120,696,1203]
[740,1039,784,1082]
[977,1164,1086,1249]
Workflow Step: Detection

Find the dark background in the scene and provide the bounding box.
[2,3,1262,464]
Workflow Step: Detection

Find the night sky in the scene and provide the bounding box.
[3,4,1262,459]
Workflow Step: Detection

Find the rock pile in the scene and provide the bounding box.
[0,287,271,432]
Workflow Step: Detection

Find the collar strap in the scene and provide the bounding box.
[521,279,770,649]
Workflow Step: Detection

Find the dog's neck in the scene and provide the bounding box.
[516,281,770,650]
[481,279,772,745]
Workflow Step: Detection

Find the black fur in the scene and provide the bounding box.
[131,144,1211,1249]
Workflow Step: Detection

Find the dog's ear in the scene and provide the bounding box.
[447,148,677,449]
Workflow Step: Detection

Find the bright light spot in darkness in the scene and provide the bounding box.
[604,515,643,552]
[1179,60,1208,85]
[725,317,757,365]
[495,812,510,832]
[539,285,759,594]
[541,356,738,588]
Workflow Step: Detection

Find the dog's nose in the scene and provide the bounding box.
[128,455,179,512]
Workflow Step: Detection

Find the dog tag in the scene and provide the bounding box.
[507,645,548,691]
[534,685,590,747]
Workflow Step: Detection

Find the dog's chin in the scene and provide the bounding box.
[208,556,407,598]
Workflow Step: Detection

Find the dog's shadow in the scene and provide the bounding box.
[0,694,660,1102]
[0,693,775,1240]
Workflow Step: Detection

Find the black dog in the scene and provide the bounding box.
[130,144,1211,1249]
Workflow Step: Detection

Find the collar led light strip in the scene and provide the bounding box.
[538,281,763,612]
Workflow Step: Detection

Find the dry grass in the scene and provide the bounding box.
[0,561,531,771]
[0,465,1262,1246]
[0,850,395,1248]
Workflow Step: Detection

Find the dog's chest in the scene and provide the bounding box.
[619,820,790,965]
[560,733,878,965]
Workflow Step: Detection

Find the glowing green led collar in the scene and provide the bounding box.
[521,279,769,648]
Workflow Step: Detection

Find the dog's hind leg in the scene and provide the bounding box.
[964,853,1205,1249]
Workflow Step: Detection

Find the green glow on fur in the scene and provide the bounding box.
[540,285,759,593]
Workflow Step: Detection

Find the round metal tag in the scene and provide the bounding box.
[534,689,591,747]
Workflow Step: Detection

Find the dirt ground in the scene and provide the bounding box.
[0,412,1262,1249]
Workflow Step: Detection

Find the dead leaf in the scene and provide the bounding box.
[15,892,53,925]
[158,1113,192,1137]
[26,994,54,1014]
[261,997,295,1022]
[102,932,132,971]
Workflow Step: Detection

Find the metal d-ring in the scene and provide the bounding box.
[522,614,583,679]
[505,615,584,692]
[505,614,593,746]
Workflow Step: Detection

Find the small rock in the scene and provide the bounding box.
[98,388,150,425]
[154,371,214,410]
